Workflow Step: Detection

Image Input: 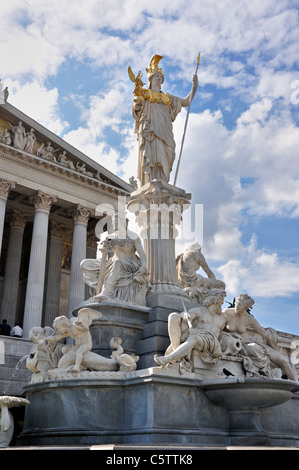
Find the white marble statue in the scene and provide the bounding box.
[0,396,29,447]
[11,121,26,150]
[81,216,150,305]
[130,54,198,185]
[26,325,64,374]
[44,309,118,372]
[110,337,139,372]
[36,142,45,157]
[154,289,226,368]
[223,294,298,381]
[23,128,36,153]
[57,150,76,170]
[154,289,297,381]
[176,243,226,303]
[26,309,139,377]
[76,162,94,177]
[42,142,57,161]
[0,127,12,145]
[0,81,9,103]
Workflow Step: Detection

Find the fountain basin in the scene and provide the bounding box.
[200,377,299,445]
[200,377,299,409]
[0,396,30,447]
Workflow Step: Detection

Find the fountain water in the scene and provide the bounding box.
[3,355,29,396]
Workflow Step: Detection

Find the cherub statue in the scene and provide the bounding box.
[36,309,138,373]
[26,326,64,374]
[46,309,103,372]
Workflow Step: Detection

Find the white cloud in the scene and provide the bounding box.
[63,127,121,175]
[5,79,68,135]
[217,234,299,298]
[166,88,299,302]
[237,98,273,125]
[1,0,298,318]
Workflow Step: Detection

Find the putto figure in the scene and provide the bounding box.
[130,54,198,185]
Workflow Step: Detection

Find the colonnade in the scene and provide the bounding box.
[0,177,95,337]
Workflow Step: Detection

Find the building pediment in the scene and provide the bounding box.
[0,101,133,195]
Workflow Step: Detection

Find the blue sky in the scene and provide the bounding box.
[1,0,299,334]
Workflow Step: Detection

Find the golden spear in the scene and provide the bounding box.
[174,52,201,186]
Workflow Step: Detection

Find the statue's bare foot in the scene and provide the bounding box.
[65,365,80,372]
[154,354,169,367]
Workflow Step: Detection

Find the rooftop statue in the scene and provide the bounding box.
[129,54,198,185]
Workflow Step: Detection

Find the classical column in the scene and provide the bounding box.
[85,232,97,299]
[42,221,65,328]
[67,204,92,318]
[0,210,28,325]
[23,191,57,338]
[127,180,191,297]
[0,178,16,255]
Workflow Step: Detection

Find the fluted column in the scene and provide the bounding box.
[43,221,65,327]
[0,178,16,255]
[23,191,57,337]
[67,204,92,318]
[0,210,28,325]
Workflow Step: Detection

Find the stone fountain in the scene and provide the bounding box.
[16,55,299,448]
[0,396,29,447]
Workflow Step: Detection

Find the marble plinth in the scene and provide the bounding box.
[127,180,191,297]
[18,369,299,447]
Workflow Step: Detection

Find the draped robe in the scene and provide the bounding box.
[132,92,182,184]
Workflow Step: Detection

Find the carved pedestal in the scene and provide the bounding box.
[127,180,191,298]
[127,181,196,368]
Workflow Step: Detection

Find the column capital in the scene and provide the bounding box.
[72,204,92,226]
[8,209,28,231]
[87,232,97,250]
[31,190,57,214]
[49,220,68,240]
[0,178,16,201]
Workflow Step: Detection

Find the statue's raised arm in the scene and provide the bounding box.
[130,54,198,186]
